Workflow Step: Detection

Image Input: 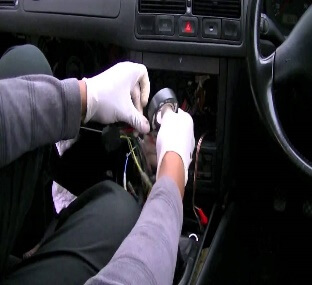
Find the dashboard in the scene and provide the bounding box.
[0,0,310,59]
[0,0,248,58]
[265,0,311,35]
[0,0,310,60]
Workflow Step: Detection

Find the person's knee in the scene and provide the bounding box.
[14,44,43,57]
[0,44,52,79]
[2,44,42,61]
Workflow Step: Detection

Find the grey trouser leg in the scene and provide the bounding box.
[3,181,141,285]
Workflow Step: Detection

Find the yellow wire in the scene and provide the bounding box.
[120,135,143,173]
[120,135,153,196]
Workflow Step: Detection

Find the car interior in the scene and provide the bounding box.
[1,0,312,284]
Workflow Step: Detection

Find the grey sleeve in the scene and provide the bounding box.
[85,176,183,285]
[0,75,81,168]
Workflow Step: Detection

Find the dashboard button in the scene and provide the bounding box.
[156,15,174,36]
[202,19,221,39]
[179,17,198,37]
[137,15,155,35]
[222,19,241,40]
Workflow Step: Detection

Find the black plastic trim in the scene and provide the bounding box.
[0,0,247,58]
[142,52,219,73]
[23,0,120,18]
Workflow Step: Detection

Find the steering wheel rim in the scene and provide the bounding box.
[247,0,312,176]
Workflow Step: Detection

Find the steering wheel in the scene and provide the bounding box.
[247,0,312,176]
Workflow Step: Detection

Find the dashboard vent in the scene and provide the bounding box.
[0,0,16,7]
[139,0,186,14]
[193,0,241,18]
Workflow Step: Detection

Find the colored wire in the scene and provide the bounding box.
[193,132,208,231]
[132,136,149,176]
[120,135,153,196]
[120,135,143,173]
[123,152,131,190]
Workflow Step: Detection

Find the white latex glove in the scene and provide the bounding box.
[156,108,195,185]
[83,62,150,134]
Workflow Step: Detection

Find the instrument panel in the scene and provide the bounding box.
[265,0,311,35]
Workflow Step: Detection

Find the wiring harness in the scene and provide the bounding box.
[120,134,153,200]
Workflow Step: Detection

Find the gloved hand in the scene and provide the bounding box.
[83,62,150,134]
[156,108,195,185]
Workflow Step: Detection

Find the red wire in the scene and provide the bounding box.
[193,132,208,230]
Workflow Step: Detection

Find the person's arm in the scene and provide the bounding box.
[0,75,82,168]
[85,109,195,285]
[85,172,183,285]
[158,151,184,197]
[0,62,150,168]
[79,80,87,121]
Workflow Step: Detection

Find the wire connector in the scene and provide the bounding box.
[196,207,208,226]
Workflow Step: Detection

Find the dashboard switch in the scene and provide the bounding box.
[222,19,241,41]
[156,15,174,36]
[179,17,198,37]
[137,15,155,35]
[202,18,221,39]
